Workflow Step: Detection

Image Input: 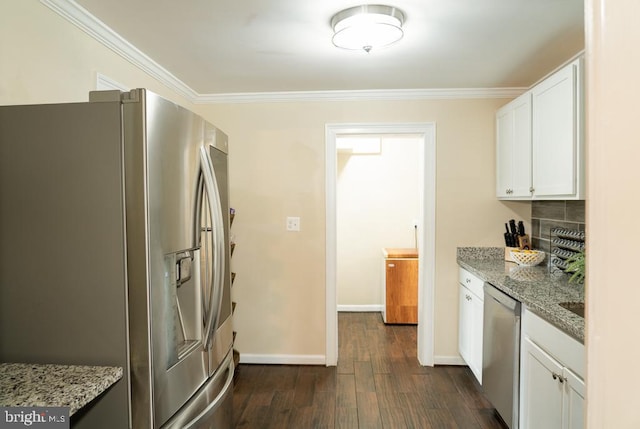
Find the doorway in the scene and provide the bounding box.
[325,123,436,367]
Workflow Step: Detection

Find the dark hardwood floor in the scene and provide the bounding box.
[232,312,507,428]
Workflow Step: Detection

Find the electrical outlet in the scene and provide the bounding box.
[286,216,300,231]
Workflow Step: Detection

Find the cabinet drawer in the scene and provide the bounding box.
[458,268,484,298]
[522,308,584,379]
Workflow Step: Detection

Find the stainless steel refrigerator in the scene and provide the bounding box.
[0,89,234,428]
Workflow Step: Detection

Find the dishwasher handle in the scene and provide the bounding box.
[484,282,520,313]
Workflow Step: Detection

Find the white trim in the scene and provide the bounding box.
[325,123,436,368]
[434,355,466,366]
[337,305,384,312]
[96,73,128,91]
[194,88,525,104]
[40,0,197,101]
[239,354,326,365]
[325,128,339,366]
[40,0,525,104]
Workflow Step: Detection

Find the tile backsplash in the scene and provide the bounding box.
[530,200,585,256]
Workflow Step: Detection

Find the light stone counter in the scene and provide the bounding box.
[457,247,585,342]
[0,363,123,415]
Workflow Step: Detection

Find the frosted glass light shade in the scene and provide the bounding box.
[331,5,405,53]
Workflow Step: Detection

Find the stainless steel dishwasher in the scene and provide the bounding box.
[483,283,521,429]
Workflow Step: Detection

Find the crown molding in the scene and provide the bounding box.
[41,0,525,105]
[40,0,198,101]
[193,87,526,104]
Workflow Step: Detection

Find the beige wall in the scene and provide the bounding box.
[337,136,421,307]
[199,100,531,360]
[586,0,640,426]
[3,0,531,362]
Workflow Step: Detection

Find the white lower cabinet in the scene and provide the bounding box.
[520,309,585,429]
[458,268,484,384]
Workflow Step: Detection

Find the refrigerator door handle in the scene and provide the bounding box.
[161,350,235,429]
[193,172,204,249]
[199,145,226,349]
[183,353,234,429]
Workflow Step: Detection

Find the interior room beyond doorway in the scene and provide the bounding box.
[336,134,421,314]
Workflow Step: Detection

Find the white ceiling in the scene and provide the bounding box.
[73,0,584,95]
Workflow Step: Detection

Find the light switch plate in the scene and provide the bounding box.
[286,216,300,231]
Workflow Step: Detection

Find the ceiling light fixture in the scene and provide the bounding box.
[331,4,405,53]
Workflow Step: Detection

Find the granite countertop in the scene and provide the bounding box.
[0,363,123,415]
[457,247,585,342]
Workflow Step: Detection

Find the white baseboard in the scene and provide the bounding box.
[433,355,466,366]
[238,353,465,367]
[238,353,326,365]
[337,305,383,312]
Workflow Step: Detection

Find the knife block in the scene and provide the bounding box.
[518,234,531,250]
[505,247,518,262]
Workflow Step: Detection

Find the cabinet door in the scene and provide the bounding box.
[520,337,563,429]
[458,284,471,364]
[458,284,483,384]
[469,290,483,384]
[563,368,585,429]
[496,103,515,198]
[496,93,532,199]
[385,259,418,324]
[532,60,579,197]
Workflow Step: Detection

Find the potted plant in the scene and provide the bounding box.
[565,250,585,284]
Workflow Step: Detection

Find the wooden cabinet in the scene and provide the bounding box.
[382,248,418,324]
[520,308,585,429]
[458,268,484,384]
[496,57,584,200]
[496,92,532,198]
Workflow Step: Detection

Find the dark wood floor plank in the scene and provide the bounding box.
[337,356,355,374]
[355,392,383,429]
[425,408,459,429]
[337,374,357,409]
[374,374,406,409]
[293,371,316,407]
[449,405,483,429]
[474,408,508,429]
[335,407,358,429]
[370,356,392,374]
[262,391,294,429]
[379,406,410,429]
[353,361,376,393]
[309,391,336,428]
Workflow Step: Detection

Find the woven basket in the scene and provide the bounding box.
[509,266,545,281]
[510,249,545,266]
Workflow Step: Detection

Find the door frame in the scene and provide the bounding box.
[325,122,436,366]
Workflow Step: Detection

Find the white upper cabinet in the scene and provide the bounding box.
[532,58,584,199]
[496,56,584,200]
[496,92,532,198]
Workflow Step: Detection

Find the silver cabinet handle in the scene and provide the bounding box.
[529,187,535,193]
